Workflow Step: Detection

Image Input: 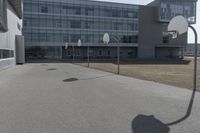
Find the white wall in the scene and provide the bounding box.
[0,1,22,70]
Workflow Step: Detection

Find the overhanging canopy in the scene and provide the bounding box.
[8,0,22,19]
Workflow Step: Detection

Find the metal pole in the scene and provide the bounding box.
[87,44,90,67]
[60,46,62,59]
[112,36,120,75]
[73,44,75,63]
[189,25,198,91]
[117,44,120,75]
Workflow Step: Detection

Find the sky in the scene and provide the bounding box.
[94,0,200,43]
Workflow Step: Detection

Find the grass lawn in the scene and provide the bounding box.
[76,57,200,90]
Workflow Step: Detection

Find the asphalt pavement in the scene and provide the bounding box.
[0,63,200,133]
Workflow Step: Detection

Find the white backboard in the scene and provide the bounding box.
[78,39,82,47]
[168,15,189,36]
[65,43,68,49]
[103,33,110,44]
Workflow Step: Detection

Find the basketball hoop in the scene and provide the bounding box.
[168,30,179,39]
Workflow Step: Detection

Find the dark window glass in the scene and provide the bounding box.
[70,20,81,28]
[0,50,2,59]
[85,7,94,16]
[163,36,169,44]
[41,6,48,13]
[68,6,81,15]
[107,50,110,56]
[122,35,138,43]
[85,21,93,29]
[23,20,28,27]
[67,50,71,56]
[112,9,121,17]
[99,50,102,56]
[71,34,80,42]
[0,49,14,59]
[3,50,9,58]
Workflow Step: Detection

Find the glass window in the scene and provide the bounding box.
[55,20,61,28]
[70,20,81,28]
[32,3,39,12]
[85,21,93,29]
[71,34,80,42]
[54,4,61,14]
[46,18,53,27]
[62,34,68,42]
[159,1,196,23]
[113,23,121,30]
[62,5,68,14]
[68,6,81,15]
[0,50,2,59]
[104,9,112,17]
[39,18,46,27]
[99,49,102,56]
[107,50,110,56]
[39,33,46,42]
[67,50,71,56]
[54,33,61,42]
[46,33,54,42]
[41,6,48,13]
[23,20,28,27]
[112,9,121,17]
[3,50,9,59]
[85,7,94,16]
[24,33,32,42]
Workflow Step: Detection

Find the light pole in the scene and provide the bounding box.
[189,25,198,91]
[168,15,198,91]
[87,42,90,68]
[72,43,75,63]
[65,42,68,61]
[103,33,120,75]
[165,15,198,126]
[77,39,82,62]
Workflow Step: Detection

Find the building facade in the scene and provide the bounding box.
[184,44,200,56]
[0,0,23,70]
[23,0,197,60]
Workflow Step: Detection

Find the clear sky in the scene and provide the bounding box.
[94,0,200,43]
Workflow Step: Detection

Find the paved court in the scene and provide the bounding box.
[0,63,200,133]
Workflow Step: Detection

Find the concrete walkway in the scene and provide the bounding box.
[0,63,200,133]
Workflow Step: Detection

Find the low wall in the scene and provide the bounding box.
[0,58,15,71]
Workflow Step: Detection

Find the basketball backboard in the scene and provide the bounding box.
[103,33,110,44]
[65,43,68,49]
[168,15,189,39]
[78,39,82,47]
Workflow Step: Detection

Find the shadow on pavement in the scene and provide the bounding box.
[63,78,79,82]
[47,68,57,71]
[62,74,113,82]
[132,115,170,133]
[132,87,197,132]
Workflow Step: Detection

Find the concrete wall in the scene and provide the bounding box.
[0,1,22,70]
[156,47,181,58]
[138,6,163,59]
